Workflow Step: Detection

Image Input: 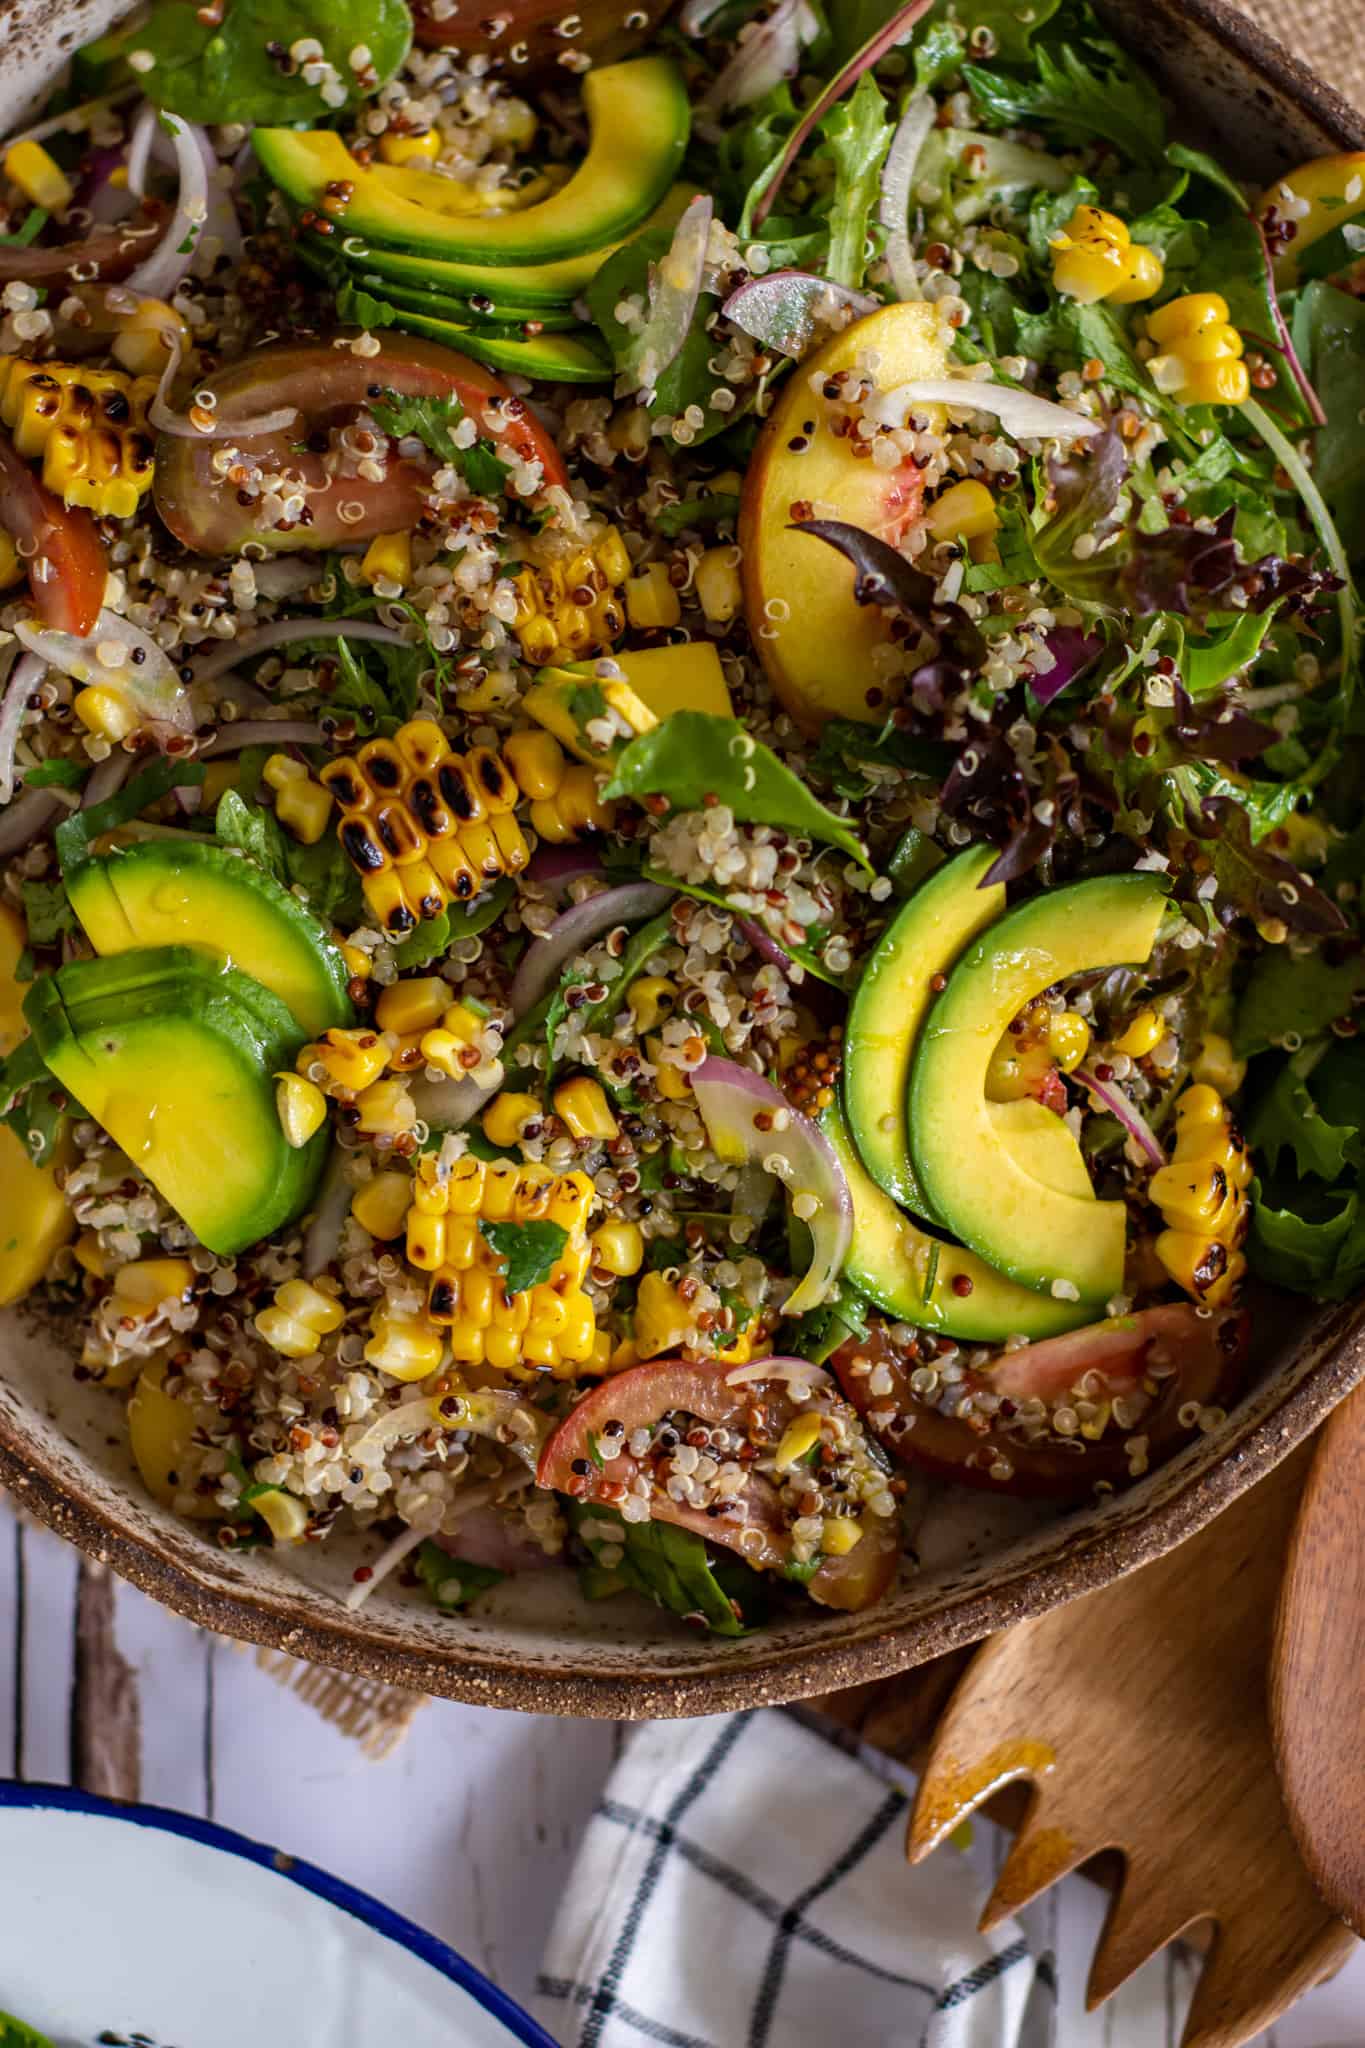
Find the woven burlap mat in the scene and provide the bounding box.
[1245,0,1365,108]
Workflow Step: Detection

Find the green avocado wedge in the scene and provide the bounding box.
[344,183,696,310]
[255,57,688,267]
[24,948,326,1257]
[846,845,1002,1218]
[327,269,614,383]
[66,841,352,1039]
[824,1098,1091,1342]
[908,874,1168,1306]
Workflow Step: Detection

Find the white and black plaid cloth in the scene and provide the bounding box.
[535,1708,1048,2048]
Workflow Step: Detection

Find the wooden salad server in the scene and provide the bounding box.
[898,1442,1355,2048]
[1271,1377,1365,1935]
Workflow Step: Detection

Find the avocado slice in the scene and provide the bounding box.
[825,1099,1090,1342]
[908,874,1168,1306]
[846,846,1003,1219]
[345,183,696,311]
[347,277,585,333]
[337,294,613,384]
[255,56,688,266]
[66,841,353,1039]
[24,948,326,1257]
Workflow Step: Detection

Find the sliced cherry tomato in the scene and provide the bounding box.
[411,0,668,72]
[538,1356,900,1613]
[0,431,107,637]
[154,333,570,557]
[832,1305,1249,1501]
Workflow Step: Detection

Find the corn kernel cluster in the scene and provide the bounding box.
[0,359,157,519]
[296,1027,419,1136]
[256,1278,346,1360]
[400,1153,601,1377]
[1146,292,1250,407]
[264,753,333,845]
[511,526,630,665]
[1149,1083,1252,1307]
[1050,206,1164,305]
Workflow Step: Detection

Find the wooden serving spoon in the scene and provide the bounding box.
[1271,1377,1365,1935]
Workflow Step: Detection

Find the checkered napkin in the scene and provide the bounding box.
[535,1709,1046,2048]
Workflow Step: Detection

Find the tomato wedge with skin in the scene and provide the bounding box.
[410,0,667,72]
[538,1356,901,1613]
[0,431,107,637]
[154,333,570,557]
[831,1305,1249,1501]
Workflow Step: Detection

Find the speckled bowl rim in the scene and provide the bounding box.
[1,0,1363,1718]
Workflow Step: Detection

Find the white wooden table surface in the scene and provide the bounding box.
[3,1496,1363,2048]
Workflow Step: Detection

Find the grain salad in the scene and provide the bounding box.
[0,0,1360,1635]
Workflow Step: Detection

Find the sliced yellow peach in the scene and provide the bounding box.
[1258,151,1365,285]
[739,302,948,730]
[0,1124,74,1307]
[128,1361,221,1518]
[0,900,27,1056]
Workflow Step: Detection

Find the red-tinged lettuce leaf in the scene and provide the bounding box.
[1180,794,1348,937]
[795,518,986,674]
[1170,683,1278,765]
[1029,624,1104,707]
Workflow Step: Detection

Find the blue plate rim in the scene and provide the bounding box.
[0,1779,558,2048]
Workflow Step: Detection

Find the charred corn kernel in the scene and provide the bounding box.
[74,686,140,741]
[379,126,442,164]
[0,533,20,589]
[275,1072,327,1148]
[1192,1031,1246,1095]
[648,1037,691,1100]
[375,977,449,1037]
[1152,1084,1251,1308]
[365,1308,444,1381]
[256,1278,344,1358]
[773,1411,824,1472]
[361,529,412,588]
[1050,205,1163,305]
[590,1219,643,1277]
[694,547,743,624]
[264,754,333,845]
[112,1257,194,1311]
[554,1076,619,1141]
[511,526,630,664]
[1114,1006,1164,1059]
[624,561,681,631]
[820,1516,865,1555]
[4,140,72,211]
[301,1026,389,1094]
[404,1153,597,1376]
[418,1029,465,1079]
[482,1091,542,1147]
[1145,292,1248,405]
[354,1074,417,1136]
[360,868,415,939]
[628,977,677,1034]
[74,1229,110,1279]
[503,728,567,800]
[1046,1010,1091,1073]
[926,479,1000,541]
[351,1170,412,1239]
[529,761,616,845]
[251,1489,309,1544]
[0,360,157,517]
[128,1363,218,1518]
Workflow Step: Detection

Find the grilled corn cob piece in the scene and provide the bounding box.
[402,1152,598,1378]
[0,359,157,518]
[1150,1083,1252,1307]
[322,717,612,936]
[510,526,630,666]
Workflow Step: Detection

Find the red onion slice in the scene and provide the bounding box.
[1074,1065,1166,1169]
[191,617,412,684]
[15,609,192,738]
[200,719,325,757]
[0,652,46,804]
[879,377,1103,442]
[526,844,607,897]
[303,1144,351,1279]
[126,102,157,202]
[127,111,209,300]
[722,272,879,358]
[83,749,134,809]
[408,1071,502,1132]
[701,0,807,115]
[0,785,63,857]
[631,193,713,392]
[879,93,936,303]
[724,1353,832,1392]
[735,914,801,977]
[510,881,672,1020]
[691,1055,852,1316]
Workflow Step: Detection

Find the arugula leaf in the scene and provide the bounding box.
[1014,298,1155,409]
[392,877,515,970]
[963,35,1165,167]
[332,634,423,726]
[1166,140,1249,213]
[641,867,847,987]
[20,878,76,947]
[0,1037,68,1168]
[414,1539,504,1613]
[22,758,87,791]
[653,492,741,540]
[369,388,511,499]
[604,711,870,867]
[1235,944,1365,1057]
[546,909,678,1086]
[215,786,289,880]
[56,759,206,872]
[816,72,892,290]
[806,716,954,796]
[132,0,410,124]
[216,787,363,923]
[478,1218,569,1294]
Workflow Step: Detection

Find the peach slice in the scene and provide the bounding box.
[1257,151,1365,286]
[739,302,948,730]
